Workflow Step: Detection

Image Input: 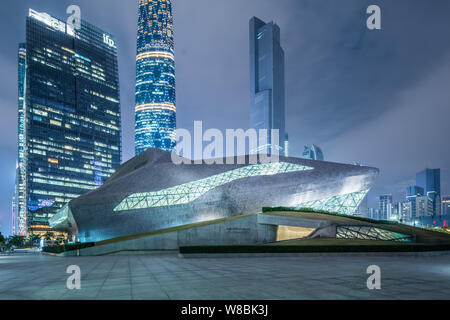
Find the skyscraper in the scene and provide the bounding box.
[379,194,393,220]
[416,168,441,215]
[406,185,424,198]
[415,196,433,218]
[250,17,285,153]
[368,208,380,220]
[13,44,27,235]
[14,9,122,236]
[135,0,176,155]
[442,196,450,216]
[389,202,403,221]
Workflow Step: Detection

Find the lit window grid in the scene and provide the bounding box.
[295,190,369,215]
[135,108,176,153]
[15,44,28,235]
[114,162,314,212]
[18,15,122,233]
[336,226,413,242]
[135,0,176,154]
[137,0,174,53]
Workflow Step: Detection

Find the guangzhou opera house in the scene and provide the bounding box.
[50,148,379,252]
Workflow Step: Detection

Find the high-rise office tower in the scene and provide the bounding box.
[406,185,424,198]
[416,168,441,215]
[389,202,403,221]
[401,201,412,221]
[13,9,122,236]
[135,0,176,155]
[250,17,285,153]
[406,185,425,221]
[379,194,393,220]
[368,208,380,220]
[13,44,27,235]
[442,196,450,216]
[415,196,433,217]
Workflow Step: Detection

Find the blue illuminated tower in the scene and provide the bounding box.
[135,0,176,155]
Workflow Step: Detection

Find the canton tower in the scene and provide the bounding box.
[135,0,176,154]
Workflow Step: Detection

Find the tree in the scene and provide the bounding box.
[8,235,25,248]
[0,232,5,243]
[44,232,54,241]
[26,234,40,247]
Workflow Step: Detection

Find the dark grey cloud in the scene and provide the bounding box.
[323,53,450,205]
[0,0,450,234]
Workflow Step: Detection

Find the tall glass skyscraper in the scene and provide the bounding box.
[13,44,27,235]
[135,0,176,155]
[250,17,285,152]
[416,168,441,215]
[13,9,122,236]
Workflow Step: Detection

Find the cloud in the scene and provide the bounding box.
[323,52,450,205]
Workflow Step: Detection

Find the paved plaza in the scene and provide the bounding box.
[0,252,449,300]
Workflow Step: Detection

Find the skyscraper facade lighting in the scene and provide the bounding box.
[416,168,441,215]
[135,0,176,155]
[379,194,393,221]
[250,17,285,152]
[14,44,27,235]
[442,196,450,216]
[14,9,122,236]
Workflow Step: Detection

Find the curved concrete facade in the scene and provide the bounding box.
[50,148,379,242]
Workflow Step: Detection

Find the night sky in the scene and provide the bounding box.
[1,0,449,236]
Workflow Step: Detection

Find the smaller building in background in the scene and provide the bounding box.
[379,195,393,221]
[406,185,425,220]
[415,196,433,218]
[442,196,450,216]
[302,145,324,161]
[388,202,403,221]
[368,208,380,220]
[400,201,412,222]
[416,168,441,215]
[406,185,424,198]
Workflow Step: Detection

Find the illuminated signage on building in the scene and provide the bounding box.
[103,34,116,48]
[29,9,66,33]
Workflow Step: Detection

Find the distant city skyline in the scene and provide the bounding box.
[367,167,449,228]
[1,0,450,235]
